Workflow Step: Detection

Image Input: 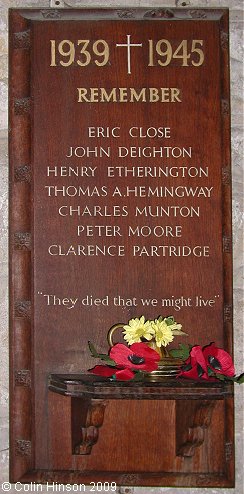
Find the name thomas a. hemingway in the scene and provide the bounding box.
[77,87,182,103]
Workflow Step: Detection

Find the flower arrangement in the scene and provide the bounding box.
[123,315,186,348]
[172,342,244,383]
[88,341,160,381]
[88,313,186,381]
[87,315,243,383]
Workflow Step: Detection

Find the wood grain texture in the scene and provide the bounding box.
[9,9,33,483]
[219,11,233,358]
[48,374,234,400]
[9,8,234,487]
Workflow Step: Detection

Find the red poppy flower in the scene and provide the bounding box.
[88,343,159,381]
[109,343,160,372]
[89,365,135,381]
[179,345,209,380]
[203,343,235,377]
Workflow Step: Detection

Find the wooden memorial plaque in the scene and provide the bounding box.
[9,7,234,487]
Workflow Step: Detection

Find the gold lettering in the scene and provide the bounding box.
[77,87,182,103]
[77,88,89,102]
[130,88,146,102]
[59,40,75,66]
[150,88,159,102]
[93,40,109,66]
[171,88,181,102]
[50,39,204,68]
[119,88,128,102]
[90,88,99,102]
[100,88,117,102]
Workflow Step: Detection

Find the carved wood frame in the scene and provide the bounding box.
[9,7,234,486]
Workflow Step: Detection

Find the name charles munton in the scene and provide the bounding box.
[77,87,182,103]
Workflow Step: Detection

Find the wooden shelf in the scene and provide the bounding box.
[48,373,233,456]
[49,373,233,400]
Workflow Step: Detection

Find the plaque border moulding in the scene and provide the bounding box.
[14,164,32,183]
[15,439,32,457]
[14,370,31,387]
[13,29,31,49]
[13,232,32,250]
[9,7,234,488]
[9,9,33,483]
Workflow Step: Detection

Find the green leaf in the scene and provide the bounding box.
[169,343,191,360]
[169,348,182,358]
[88,341,117,366]
[226,374,244,384]
[99,355,117,367]
[165,316,175,325]
[132,371,143,381]
[237,373,244,384]
[211,373,244,384]
[88,341,99,358]
[214,373,225,381]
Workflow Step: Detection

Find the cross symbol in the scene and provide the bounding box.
[116,34,142,75]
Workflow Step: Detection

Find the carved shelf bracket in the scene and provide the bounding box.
[176,400,216,457]
[71,397,108,455]
[49,374,233,462]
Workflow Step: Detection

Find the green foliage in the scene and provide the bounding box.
[237,373,244,384]
[157,315,176,325]
[210,372,244,384]
[214,372,225,381]
[88,340,116,367]
[98,355,117,366]
[165,316,175,326]
[88,340,99,358]
[169,343,191,360]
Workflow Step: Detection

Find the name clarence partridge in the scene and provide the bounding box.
[77,87,182,103]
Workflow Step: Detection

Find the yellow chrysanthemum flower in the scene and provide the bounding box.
[123,316,155,345]
[151,319,175,347]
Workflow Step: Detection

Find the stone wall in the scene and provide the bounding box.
[0,1,243,493]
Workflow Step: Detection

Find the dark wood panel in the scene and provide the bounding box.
[9,8,234,487]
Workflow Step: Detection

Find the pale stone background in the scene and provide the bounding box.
[0,0,243,493]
